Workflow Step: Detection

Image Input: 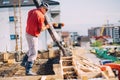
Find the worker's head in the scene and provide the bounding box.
[39,2,49,14]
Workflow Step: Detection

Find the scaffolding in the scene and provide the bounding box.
[18,0,22,51]
[13,0,22,52]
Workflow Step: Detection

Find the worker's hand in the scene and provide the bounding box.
[46,24,50,29]
[41,24,50,31]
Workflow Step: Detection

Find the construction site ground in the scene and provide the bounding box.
[0,47,118,80]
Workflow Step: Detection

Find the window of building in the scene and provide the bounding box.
[9,16,14,22]
[3,0,10,4]
[23,0,29,3]
[10,34,19,40]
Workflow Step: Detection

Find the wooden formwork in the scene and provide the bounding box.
[60,56,78,79]
[2,52,9,62]
[60,47,118,80]
[0,47,118,80]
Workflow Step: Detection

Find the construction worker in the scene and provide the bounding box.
[21,2,50,75]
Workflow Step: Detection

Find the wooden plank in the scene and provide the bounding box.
[7,59,15,64]
[101,71,110,80]
[53,64,63,79]
[3,52,9,62]
[106,66,115,78]
[81,76,88,80]
[41,76,46,80]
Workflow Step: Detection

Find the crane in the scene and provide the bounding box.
[100,25,105,36]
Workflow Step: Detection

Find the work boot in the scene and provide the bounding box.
[25,61,37,76]
[20,54,28,67]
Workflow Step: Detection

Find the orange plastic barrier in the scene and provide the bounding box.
[100,65,107,71]
[104,63,120,80]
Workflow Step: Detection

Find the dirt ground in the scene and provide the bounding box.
[0,47,119,80]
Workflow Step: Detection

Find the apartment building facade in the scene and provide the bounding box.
[88,24,120,43]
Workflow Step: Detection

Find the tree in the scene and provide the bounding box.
[91,41,102,47]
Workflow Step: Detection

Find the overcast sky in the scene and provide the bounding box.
[60,0,120,35]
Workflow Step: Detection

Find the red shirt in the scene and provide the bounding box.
[26,9,45,37]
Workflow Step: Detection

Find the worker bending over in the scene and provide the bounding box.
[21,2,50,75]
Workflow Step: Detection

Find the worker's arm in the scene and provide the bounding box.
[41,24,50,31]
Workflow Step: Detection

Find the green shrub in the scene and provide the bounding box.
[91,41,102,47]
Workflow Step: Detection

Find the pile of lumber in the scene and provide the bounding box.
[60,48,117,80]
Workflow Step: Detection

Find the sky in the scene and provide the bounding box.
[59,0,120,35]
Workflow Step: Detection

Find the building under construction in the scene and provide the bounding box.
[0,0,120,80]
[0,0,61,52]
